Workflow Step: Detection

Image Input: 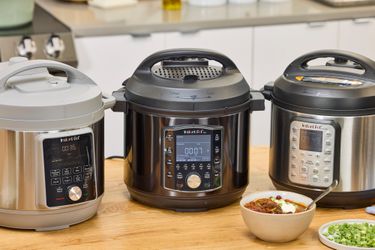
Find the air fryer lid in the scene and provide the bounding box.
[264,50,375,112]
[122,49,251,111]
[0,57,114,130]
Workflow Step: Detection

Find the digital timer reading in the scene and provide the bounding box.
[62,144,78,152]
[176,135,211,162]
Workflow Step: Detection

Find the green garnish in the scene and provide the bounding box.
[323,222,375,248]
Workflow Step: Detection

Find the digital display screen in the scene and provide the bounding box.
[299,129,323,152]
[176,135,211,162]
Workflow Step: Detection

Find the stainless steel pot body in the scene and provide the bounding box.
[0,119,104,230]
[123,109,251,211]
[269,104,375,208]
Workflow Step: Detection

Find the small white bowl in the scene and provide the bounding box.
[240,190,316,243]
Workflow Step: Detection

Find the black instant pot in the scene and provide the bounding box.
[112,49,264,211]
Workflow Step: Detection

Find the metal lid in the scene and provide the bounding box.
[264,50,375,114]
[0,57,115,130]
[120,49,252,112]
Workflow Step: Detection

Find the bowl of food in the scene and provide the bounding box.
[240,190,316,242]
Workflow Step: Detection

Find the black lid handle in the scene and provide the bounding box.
[135,48,238,73]
[284,50,375,80]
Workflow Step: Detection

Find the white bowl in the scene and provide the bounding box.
[240,190,316,243]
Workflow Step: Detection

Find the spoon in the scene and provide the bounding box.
[306,179,339,211]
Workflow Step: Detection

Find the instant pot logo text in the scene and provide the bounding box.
[183,129,205,134]
[60,135,80,143]
[301,123,322,130]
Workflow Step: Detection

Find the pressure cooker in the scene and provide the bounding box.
[262,50,375,208]
[112,49,264,211]
[0,57,115,230]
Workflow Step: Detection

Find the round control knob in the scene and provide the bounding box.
[68,186,82,202]
[186,174,201,189]
[17,36,37,59]
[45,35,65,58]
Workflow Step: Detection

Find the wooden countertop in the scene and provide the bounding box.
[1,147,373,249]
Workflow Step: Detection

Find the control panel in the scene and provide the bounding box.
[163,126,223,192]
[41,129,97,207]
[289,120,336,188]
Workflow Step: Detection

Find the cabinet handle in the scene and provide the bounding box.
[180,29,200,35]
[353,18,373,24]
[307,22,326,28]
[130,33,151,38]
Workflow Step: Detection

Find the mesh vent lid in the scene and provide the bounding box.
[152,65,222,80]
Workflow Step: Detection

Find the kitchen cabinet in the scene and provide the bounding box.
[251,21,340,146]
[338,18,375,60]
[164,27,253,83]
[75,34,165,157]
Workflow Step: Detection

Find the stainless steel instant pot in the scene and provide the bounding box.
[0,57,115,230]
[112,49,264,211]
[262,50,375,208]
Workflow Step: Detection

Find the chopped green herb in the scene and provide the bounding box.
[323,222,375,248]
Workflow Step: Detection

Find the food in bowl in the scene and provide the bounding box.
[244,195,307,214]
[323,222,375,248]
[240,191,315,243]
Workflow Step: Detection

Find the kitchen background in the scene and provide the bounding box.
[2,0,375,157]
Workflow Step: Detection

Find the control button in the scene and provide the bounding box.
[301,159,305,164]
[316,154,320,159]
[305,160,314,165]
[84,172,91,180]
[301,166,308,173]
[207,164,211,170]
[186,174,202,189]
[166,134,173,141]
[315,162,320,167]
[166,147,173,155]
[176,172,183,180]
[56,186,63,193]
[204,172,210,179]
[51,178,61,186]
[166,159,172,166]
[204,183,211,189]
[312,175,319,182]
[167,172,173,178]
[326,132,332,137]
[291,171,297,177]
[323,176,330,182]
[50,169,61,177]
[326,140,331,146]
[62,168,72,176]
[214,146,220,154]
[324,149,332,155]
[183,164,188,171]
[83,165,91,172]
[176,164,181,171]
[68,186,82,202]
[292,136,297,142]
[292,126,297,133]
[191,164,196,170]
[73,174,83,182]
[176,181,184,189]
[313,168,319,174]
[291,163,297,169]
[324,159,331,164]
[198,163,204,170]
[291,154,297,160]
[62,176,72,184]
[215,134,220,141]
[214,157,220,164]
[323,167,331,172]
[73,166,82,174]
[301,173,308,180]
[291,144,297,150]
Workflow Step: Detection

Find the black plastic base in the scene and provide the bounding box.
[127,187,245,212]
[271,177,375,209]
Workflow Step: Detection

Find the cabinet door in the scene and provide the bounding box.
[75,34,165,157]
[165,27,253,83]
[252,22,339,146]
[338,18,375,60]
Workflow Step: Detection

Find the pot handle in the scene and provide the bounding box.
[250,90,265,111]
[102,92,116,110]
[260,82,274,101]
[135,48,238,72]
[112,88,128,113]
[284,49,375,80]
[0,58,95,92]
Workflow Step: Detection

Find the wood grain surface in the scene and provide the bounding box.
[0,147,373,250]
